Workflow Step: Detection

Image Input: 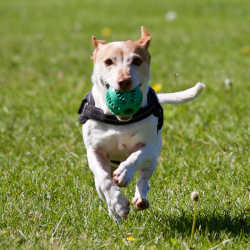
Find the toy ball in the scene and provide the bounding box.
[106,86,143,117]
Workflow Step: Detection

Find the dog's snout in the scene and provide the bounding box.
[118,78,132,91]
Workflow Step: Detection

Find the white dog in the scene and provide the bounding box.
[78,27,205,222]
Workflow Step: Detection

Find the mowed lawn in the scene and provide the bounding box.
[0,0,249,249]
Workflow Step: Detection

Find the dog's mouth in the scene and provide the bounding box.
[101,78,143,91]
[105,83,110,89]
[116,115,132,122]
[100,78,110,89]
[101,78,143,121]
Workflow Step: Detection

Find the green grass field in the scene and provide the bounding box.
[0,0,249,249]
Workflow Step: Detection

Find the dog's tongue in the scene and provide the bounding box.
[117,116,132,122]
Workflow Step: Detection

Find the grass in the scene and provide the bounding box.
[0,0,249,249]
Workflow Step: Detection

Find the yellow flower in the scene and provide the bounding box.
[1,230,7,234]
[126,236,136,242]
[101,27,112,37]
[152,83,162,92]
[241,48,250,55]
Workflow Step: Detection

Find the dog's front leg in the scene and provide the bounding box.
[113,144,159,188]
[87,149,130,222]
[132,159,157,210]
[113,145,159,210]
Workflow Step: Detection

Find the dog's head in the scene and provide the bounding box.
[90,27,152,119]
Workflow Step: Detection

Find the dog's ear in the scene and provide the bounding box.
[137,26,151,49]
[91,36,106,60]
[91,36,106,48]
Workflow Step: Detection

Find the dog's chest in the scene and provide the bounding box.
[82,116,159,161]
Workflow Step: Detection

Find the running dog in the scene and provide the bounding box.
[78,27,205,222]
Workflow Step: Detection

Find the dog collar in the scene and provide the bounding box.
[78,87,163,131]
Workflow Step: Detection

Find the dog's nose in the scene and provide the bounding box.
[118,78,132,91]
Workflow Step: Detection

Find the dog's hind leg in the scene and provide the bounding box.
[132,158,157,210]
[86,148,130,222]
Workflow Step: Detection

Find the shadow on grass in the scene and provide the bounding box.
[149,210,249,238]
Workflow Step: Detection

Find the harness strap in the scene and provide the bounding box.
[78,87,163,131]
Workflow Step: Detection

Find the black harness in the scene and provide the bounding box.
[78,87,163,131]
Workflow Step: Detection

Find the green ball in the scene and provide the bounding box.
[106,86,143,117]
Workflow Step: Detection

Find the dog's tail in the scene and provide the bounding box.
[157,82,205,105]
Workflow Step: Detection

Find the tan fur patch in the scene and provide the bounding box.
[93,40,150,64]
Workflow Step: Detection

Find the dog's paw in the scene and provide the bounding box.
[132,197,149,210]
[113,164,134,187]
[115,198,130,219]
[109,195,130,222]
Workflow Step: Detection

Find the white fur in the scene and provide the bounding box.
[83,115,161,221]
[157,82,205,104]
[81,40,205,222]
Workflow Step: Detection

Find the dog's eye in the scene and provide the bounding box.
[132,57,142,66]
[104,58,113,66]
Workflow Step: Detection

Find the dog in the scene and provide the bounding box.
[78,27,205,222]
